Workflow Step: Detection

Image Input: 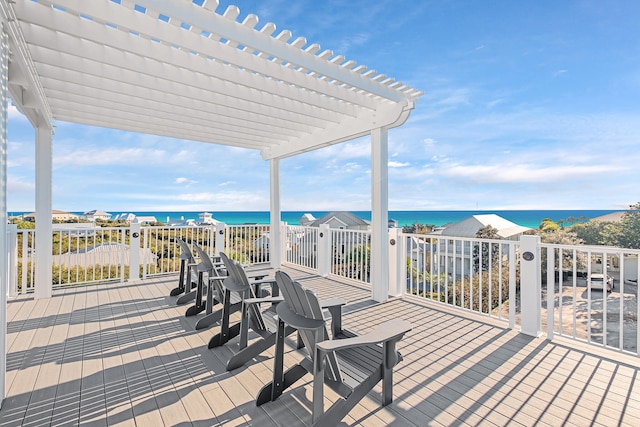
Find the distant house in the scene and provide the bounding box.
[430,214,530,241]
[112,213,137,223]
[423,214,531,280]
[83,209,111,221]
[23,210,80,222]
[52,242,158,268]
[305,211,370,231]
[299,213,316,226]
[133,216,158,225]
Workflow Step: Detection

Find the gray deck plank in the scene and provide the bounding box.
[2,267,640,426]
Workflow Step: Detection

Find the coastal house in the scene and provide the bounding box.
[430,214,530,240]
[112,213,137,223]
[82,209,112,221]
[422,214,531,279]
[305,211,370,231]
[22,210,80,222]
[133,215,158,225]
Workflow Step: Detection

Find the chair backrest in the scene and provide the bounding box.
[219,252,267,331]
[275,271,341,381]
[193,244,214,274]
[176,237,195,262]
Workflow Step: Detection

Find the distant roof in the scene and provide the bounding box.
[432,214,530,238]
[308,211,369,228]
[84,209,111,216]
[590,212,625,222]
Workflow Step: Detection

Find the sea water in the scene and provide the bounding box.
[122,209,620,229]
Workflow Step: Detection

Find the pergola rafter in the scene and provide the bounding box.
[9,0,421,158]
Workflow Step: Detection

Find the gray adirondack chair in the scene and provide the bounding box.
[208,252,295,371]
[173,238,199,303]
[257,271,411,427]
[191,244,229,330]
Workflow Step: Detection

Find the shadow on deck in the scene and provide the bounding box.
[2,266,639,426]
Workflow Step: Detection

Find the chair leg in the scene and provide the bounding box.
[176,289,196,305]
[194,308,223,330]
[313,366,384,427]
[208,322,240,349]
[170,259,187,296]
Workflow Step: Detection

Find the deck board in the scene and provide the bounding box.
[3,267,640,426]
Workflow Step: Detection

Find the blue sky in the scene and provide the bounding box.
[7,0,640,213]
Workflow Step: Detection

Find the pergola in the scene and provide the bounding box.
[0,0,421,403]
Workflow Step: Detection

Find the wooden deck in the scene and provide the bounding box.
[2,266,640,426]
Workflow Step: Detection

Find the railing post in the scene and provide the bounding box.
[141,227,148,279]
[388,228,403,297]
[546,246,555,339]
[215,223,226,257]
[129,223,141,281]
[6,224,17,297]
[317,224,331,277]
[280,222,287,268]
[519,235,542,337]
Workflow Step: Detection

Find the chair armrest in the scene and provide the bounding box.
[244,296,284,306]
[251,278,276,286]
[319,298,346,338]
[246,269,273,279]
[319,298,346,308]
[316,320,411,353]
[209,275,229,282]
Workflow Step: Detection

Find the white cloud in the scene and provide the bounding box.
[388,161,409,168]
[441,163,622,184]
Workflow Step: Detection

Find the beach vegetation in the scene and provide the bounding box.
[402,222,434,234]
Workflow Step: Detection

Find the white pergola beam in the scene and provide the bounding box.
[263,101,414,160]
[20,0,379,110]
[120,0,408,102]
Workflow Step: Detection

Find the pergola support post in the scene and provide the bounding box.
[0,25,9,407]
[370,127,389,302]
[269,158,281,268]
[34,126,53,299]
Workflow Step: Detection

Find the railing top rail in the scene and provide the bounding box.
[402,232,519,245]
[539,242,640,254]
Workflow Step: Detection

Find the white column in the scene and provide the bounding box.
[34,126,53,299]
[269,158,281,268]
[370,127,389,302]
[0,26,9,406]
[519,235,542,337]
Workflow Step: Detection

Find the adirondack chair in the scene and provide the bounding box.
[257,271,411,427]
[208,252,295,371]
[173,238,199,303]
[191,244,234,330]
[183,243,220,317]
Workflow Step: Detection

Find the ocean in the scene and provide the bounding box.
[115,210,621,229]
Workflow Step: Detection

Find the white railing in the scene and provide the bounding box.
[285,225,318,270]
[402,233,519,325]
[541,243,640,356]
[223,224,270,265]
[330,228,372,285]
[141,225,215,278]
[7,221,640,357]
